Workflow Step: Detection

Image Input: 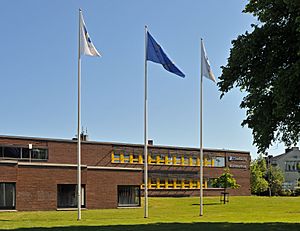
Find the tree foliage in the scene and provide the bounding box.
[212,168,240,192]
[267,165,285,195]
[218,0,300,153]
[250,157,269,194]
[251,155,284,195]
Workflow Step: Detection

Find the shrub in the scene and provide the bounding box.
[279,189,292,196]
[293,188,300,196]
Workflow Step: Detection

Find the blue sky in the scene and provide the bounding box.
[0,0,289,158]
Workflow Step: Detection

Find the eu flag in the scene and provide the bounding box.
[146,32,185,78]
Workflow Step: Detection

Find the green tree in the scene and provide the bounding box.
[218,0,300,153]
[267,165,284,196]
[250,157,269,195]
[251,155,284,195]
[212,169,240,204]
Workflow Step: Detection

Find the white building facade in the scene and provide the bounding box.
[270,147,300,190]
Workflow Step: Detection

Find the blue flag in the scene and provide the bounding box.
[146,32,185,78]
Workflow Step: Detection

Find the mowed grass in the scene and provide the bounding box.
[1,196,300,230]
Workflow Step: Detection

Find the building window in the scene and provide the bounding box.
[113,153,120,163]
[31,148,48,160]
[123,153,130,163]
[57,184,85,209]
[213,157,225,167]
[3,147,21,159]
[111,149,234,169]
[175,156,182,165]
[192,157,198,165]
[142,178,208,189]
[117,186,140,207]
[0,183,16,210]
[21,148,30,158]
[285,161,299,172]
[0,146,48,161]
[132,154,140,163]
[183,156,189,165]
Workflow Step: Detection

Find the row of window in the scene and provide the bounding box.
[112,152,225,167]
[0,179,221,210]
[0,146,48,160]
[285,161,300,172]
[142,178,218,189]
[0,183,140,210]
[57,184,140,208]
[58,184,140,208]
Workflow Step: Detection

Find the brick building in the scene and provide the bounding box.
[0,135,250,211]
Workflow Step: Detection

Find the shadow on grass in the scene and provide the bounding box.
[4,223,300,231]
[192,203,221,206]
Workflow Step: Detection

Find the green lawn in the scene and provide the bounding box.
[1,196,300,230]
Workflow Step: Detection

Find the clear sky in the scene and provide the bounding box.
[0,0,289,158]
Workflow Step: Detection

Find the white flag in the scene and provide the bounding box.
[80,11,101,57]
[201,40,216,82]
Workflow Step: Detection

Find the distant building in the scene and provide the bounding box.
[0,135,250,211]
[270,147,300,190]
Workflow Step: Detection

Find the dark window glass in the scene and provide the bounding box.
[32,149,48,160]
[118,185,140,207]
[0,146,48,160]
[0,183,16,210]
[3,147,21,159]
[168,179,175,188]
[57,184,85,208]
[21,148,29,159]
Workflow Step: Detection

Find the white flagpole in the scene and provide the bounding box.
[200,38,204,216]
[144,25,149,218]
[77,9,82,221]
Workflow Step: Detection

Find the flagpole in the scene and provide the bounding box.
[144,25,149,218]
[77,9,82,221]
[200,38,204,216]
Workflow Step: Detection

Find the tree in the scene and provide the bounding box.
[251,155,284,195]
[267,165,284,195]
[212,168,240,204]
[218,0,300,153]
[250,157,269,195]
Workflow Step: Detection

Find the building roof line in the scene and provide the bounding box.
[0,134,250,154]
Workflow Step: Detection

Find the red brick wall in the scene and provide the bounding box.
[87,169,142,209]
[0,138,47,148]
[16,166,87,211]
[0,164,17,182]
[0,164,142,211]
[0,136,250,211]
